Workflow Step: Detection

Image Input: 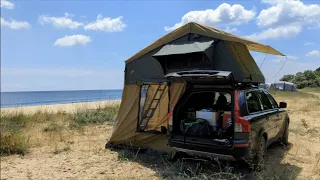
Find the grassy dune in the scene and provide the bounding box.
[1,90,319,180]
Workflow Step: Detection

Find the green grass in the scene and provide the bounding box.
[269,90,318,99]
[0,113,30,155]
[42,122,64,132]
[74,105,119,125]
[299,87,320,94]
[0,105,120,156]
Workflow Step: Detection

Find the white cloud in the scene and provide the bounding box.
[54,35,92,47]
[257,0,320,28]
[1,17,31,29]
[164,3,256,31]
[84,14,126,32]
[247,0,320,41]
[287,55,298,60]
[272,55,297,63]
[306,50,320,57]
[224,26,238,33]
[39,14,83,29]
[1,0,14,9]
[245,25,301,41]
[304,42,314,46]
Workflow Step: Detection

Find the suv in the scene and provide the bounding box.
[166,70,289,170]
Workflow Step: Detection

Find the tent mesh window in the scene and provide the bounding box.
[157,52,212,74]
[138,85,149,126]
[137,84,167,132]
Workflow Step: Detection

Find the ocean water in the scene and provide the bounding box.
[1,90,123,108]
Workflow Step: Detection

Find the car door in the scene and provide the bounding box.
[264,91,285,137]
[255,90,279,141]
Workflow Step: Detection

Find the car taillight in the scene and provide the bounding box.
[234,116,251,132]
[168,110,173,126]
[234,90,251,133]
[168,109,173,132]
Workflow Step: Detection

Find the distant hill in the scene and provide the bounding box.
[280,68,320,89]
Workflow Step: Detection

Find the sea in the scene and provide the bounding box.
[0,90,123,108]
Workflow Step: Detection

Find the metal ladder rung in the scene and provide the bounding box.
[140,84,167,130]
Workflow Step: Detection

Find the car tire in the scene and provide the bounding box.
[252,136,266,171]
[281,120,289,145]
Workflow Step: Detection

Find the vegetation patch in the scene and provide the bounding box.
[0,113,29,156]
[74,105,119,125]
[280,68,320,89]
[42,122,64,132]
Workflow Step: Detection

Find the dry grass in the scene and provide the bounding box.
[1,92,319,180]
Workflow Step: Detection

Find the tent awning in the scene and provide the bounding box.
[153,40,214,57]
[126,22,285,64]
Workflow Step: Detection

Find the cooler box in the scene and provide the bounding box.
[196,111,220,130]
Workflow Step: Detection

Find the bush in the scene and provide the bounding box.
[43,123,64,132]
[74,105,119,125]
[280,69,320,89]
[0,114,29,156]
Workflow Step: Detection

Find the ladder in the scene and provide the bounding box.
[139,84,167,131]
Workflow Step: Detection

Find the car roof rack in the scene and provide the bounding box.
[235,82,260,89]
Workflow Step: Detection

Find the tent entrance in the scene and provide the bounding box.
[137,83,169,134]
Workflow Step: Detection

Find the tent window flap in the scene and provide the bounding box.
[153,40,214,57]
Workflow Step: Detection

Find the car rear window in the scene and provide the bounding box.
[246,91,262,113]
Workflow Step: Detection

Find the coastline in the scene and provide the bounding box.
[1,100,121,114]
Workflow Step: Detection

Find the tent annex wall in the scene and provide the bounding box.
[107,22,284,152]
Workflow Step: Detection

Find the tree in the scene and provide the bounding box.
[280,74,295,82]
[280,69,320,89]
[315,67,320,77]
[292,72,308,89]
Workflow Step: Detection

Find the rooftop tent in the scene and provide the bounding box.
[107,22,284,152]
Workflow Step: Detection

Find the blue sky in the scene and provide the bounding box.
[1,0,320,92]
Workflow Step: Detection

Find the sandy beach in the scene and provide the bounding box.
[1,100,121,115]
[1,91,320,179]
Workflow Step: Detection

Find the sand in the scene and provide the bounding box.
[1,100,121,115]
[1,92,320,179]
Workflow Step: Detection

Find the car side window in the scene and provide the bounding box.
[246,91,262,113]
[265,92,279,108]
[256,90,273,110]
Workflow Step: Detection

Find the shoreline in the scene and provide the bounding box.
[1,100,121,115]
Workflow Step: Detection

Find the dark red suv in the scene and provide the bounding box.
[166,70,289,170]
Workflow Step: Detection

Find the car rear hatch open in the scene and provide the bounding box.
[166,70,235,149]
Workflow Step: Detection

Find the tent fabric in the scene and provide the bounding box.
[153,40,214,56]
[126,22,284,64]
[125,35,265,84]
[108,82,185,152]
[269,81,297,91]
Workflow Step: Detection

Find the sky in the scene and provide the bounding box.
[1,0,320,92]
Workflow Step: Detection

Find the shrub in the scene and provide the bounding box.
[74,105,119,125]
[280,69,320,89]
[43,123,64,132]
[0,114,29,156]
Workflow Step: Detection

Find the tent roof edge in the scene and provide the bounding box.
[125,22,285,64]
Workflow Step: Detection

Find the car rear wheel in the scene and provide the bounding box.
[252,136,266,171]
[281,120,289,145]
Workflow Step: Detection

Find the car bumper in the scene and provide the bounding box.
[169,140,250,160]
